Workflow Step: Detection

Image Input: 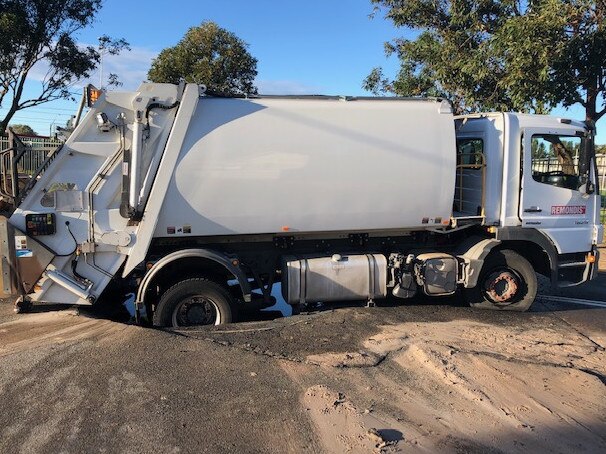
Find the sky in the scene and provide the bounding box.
[0,0,601,142]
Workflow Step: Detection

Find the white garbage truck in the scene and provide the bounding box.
[0,82,602,326]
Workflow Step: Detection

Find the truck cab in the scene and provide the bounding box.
[456,113,602,287]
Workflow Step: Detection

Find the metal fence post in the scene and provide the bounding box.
[7,129,18,200]
[600,154,606,192]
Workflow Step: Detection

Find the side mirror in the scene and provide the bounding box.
[579,178,595,195]
[582,132,596,195]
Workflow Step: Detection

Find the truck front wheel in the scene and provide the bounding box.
[464,249,537,312]
[153,278,235,327]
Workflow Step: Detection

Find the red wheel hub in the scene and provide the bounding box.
[485,271,518,302]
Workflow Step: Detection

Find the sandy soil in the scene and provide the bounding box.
[285,318,606,453]
[0,310,129,357]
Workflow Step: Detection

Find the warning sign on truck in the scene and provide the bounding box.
[550,205,586,215]
[14,235,33,257]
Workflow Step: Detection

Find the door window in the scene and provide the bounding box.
[531,134,587,191]
[456,138,483,166]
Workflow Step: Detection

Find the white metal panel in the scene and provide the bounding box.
[10,83,181,302]
[456,114,505,224]
[121,84,200,276]
[500,113,522,226]
[154,97,456,238]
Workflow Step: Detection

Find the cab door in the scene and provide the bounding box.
[520,129,596,253]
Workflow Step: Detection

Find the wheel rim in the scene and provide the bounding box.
[482,268,523,305]
[171,296,221,327]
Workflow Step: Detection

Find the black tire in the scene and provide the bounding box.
[464,249,537,312]
[153,278,235,327]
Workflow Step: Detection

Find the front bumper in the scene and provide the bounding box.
[556,245,600,288]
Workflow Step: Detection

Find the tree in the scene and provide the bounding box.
[9,124,36,136]
[148,21,258,95]
[0,0,129,133]
[366,1,606,123]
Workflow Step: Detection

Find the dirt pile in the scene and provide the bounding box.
[299,319,606,453]
[303,384,404,453]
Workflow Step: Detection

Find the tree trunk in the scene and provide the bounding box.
[585,75,597,125]
[0,95,21,136]
[0,116,11,136]
[0,107,18,137]
[2,73,29,136]
[553,142,575,175]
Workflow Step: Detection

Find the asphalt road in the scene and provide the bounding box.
[0,275,604,453]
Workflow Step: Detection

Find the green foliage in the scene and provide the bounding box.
[367,0,606,121]
[531,140,548,159]
[0,0,129,133]
[148,21,258,95]
[9,124,36,135]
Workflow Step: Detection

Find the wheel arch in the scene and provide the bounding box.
[136,248,252,308]
[496,227,557,284]
[494,241,551,278]
[455,237,501,288]
[456,231,556,288]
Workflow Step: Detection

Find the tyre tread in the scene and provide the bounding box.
[153,278,235,327]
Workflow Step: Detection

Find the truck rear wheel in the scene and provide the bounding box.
[465,249,537,312]
[153,278,235,327]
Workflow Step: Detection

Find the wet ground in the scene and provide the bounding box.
[0,270,604,453]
